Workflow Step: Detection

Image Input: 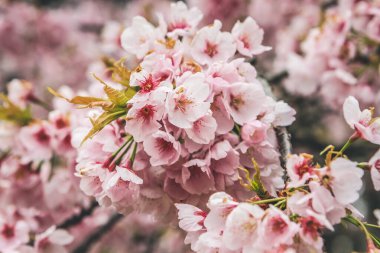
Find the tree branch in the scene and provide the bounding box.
[58,201,98,229]
[71,213,124,253]
[259,78,292,173]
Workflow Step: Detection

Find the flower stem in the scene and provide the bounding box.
[336,133,358,157]
[250,197,286,205]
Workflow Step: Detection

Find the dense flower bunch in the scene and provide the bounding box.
[176,96,380,253]
[284,0,380,110]
[0,80,84,252]
[55,2,296,219]
[0,80,190,253]
[2,1,380,252]
[0,1,116,90]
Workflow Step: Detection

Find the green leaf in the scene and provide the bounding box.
[102,57,131,87]
[81,109,126,144]
[48,87,115,111]
[92,74,135,107]
[251,158,269,198]
[0,93,33,125]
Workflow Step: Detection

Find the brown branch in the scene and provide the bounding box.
[259,78,292,172]
[58,201,98,229]
[71,213,124,253]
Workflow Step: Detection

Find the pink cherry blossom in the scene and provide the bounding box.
[309,181,345,226]
[181,159,215,195]
[161,2,203,36]
[258,206,299,251]
[369,149,380,191]
[34,226,73,253]
[343,96,380,145]
[120,16,160,59]
[175,203,206,232]
[191,20,236,65]
[224,81,267,125]
[18,122,53,163]
[184,114,217,144]
[6,79,34,109]
[204,192,237,233]
[329,157,363,205]
[0,220,29,251]
[286,154,315,187]
[143,130,181,166]
[125,95,165,142]
[223,203,264,251]
[166,73,211,128]
[232,17,271,57]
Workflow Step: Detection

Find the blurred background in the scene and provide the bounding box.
[0,0,379,252]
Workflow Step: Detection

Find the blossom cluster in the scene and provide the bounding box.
[0,1,117,91]
[176,96,380,253]
[66,2,295,219]
[0,79,190,253]
[0,80,83,252]
[1,1,380,252]
[283,0,380,110]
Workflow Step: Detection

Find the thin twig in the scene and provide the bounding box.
[71,213,124,253]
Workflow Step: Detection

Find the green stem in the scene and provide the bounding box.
[274,199,287,208]
[364,223,380,229]
[251,197,286,205]
[336,133,358,157]
[129,142,138,168]
[114,139,134,166]
[344,215,380,248]
[28,96,52,111]
[358,162,371,170]
[112,136,133,157]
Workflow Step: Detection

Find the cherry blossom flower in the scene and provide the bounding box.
[343,96,380,145]
[258,206,299,251]
[223,203,264,252]
[329,158,363,206]
[161,2,203,36]
[0,220,29,251]
[166,73,211,128]
[191,20,236,65]
[184,114,217,144]
[286,154,315,187]
[125,94,165,142]
[120,16,160,59]
[34,226,73,253]
[232,17,271,57]
[143,131,181,166]
[175,203,206,232]
[224,81,267,125]
[369,149,380,191]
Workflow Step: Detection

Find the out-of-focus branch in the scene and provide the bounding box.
[274,127,292,169]
[58,201,98,229]
[71,213,124,253]
[259,78,292,171]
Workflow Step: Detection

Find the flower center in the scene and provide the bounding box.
[270,217,288,234]
[300,217,321,240]
[295,160,312,178]
[34,128,50,143]
[240,35,250,49]
[204,41,218,57]
[175,94,193,112]
[2,224,15,238]
[230,94,245,111]
[156,138,174,153]
[139,74,159,93]
[136,104,156,122]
